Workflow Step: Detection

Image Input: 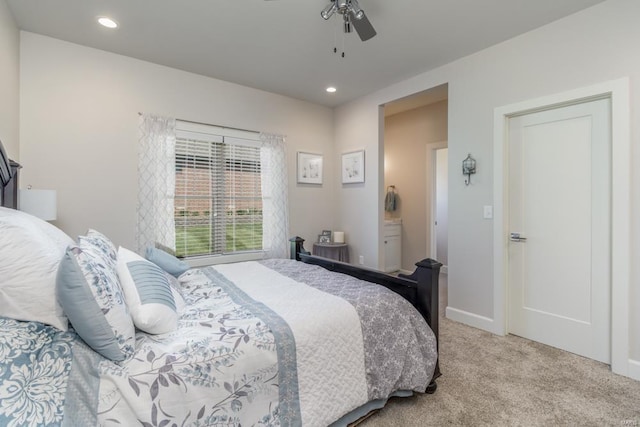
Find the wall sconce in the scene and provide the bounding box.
[18,186,57,221]
[462,153,476,185]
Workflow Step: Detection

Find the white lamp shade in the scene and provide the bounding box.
[19,189,57,221]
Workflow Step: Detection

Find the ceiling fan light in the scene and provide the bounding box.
[343,16,352,33]
[321,3,337,20]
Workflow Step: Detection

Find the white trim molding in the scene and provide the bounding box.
[426,140,448,263]
[446,307,495,332]
[629,359,640,381]
[492,78,631,377]
[186,251,265,268]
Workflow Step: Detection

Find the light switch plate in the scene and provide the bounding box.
[483,205,493,219]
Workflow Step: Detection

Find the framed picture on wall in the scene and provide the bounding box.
[297,152,323,184]
[341,150,365,184]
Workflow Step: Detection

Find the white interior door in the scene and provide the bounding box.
[507,97,611,363]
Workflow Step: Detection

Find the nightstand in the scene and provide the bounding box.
[312,242,349,263]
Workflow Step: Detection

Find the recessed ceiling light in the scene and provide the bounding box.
[97,17,118,29]
[326,87,337,93]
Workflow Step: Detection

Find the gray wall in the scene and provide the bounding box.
[0,0,19,159]
[19,33,335,249]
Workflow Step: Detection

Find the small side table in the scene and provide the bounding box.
[312,243,349,263]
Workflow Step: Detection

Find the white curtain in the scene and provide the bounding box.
[137,114,176,253]
[260,133,289,259]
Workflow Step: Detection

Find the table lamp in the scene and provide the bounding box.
[18,187,57,221]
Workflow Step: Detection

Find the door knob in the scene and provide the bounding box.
[510,232,527,242]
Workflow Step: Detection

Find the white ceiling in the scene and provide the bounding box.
[7,0,604,108]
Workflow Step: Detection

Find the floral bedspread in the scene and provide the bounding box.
[0,260,437,427]
[0,320,76,427]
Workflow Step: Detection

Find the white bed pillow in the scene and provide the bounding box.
[0,207,72,330]
[165,272,187,314]
[117,247,178,334]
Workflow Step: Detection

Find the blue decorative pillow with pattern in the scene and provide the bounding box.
[78,229,118,269]
[56,240,135,361]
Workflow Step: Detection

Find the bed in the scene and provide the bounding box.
[0,152,441,426]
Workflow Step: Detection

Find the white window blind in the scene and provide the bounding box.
[174,121,262,258]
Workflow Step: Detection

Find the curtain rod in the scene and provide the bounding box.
[137,112,260,135]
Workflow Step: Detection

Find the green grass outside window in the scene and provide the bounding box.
[175,223,263,258]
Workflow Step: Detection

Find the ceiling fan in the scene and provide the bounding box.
[320,0,377,41]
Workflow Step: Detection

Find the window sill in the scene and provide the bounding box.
[185,251,265,268]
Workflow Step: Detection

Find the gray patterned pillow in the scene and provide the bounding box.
[78,229,118,269]
[56,241,135,361]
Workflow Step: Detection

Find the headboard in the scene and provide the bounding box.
[0,139,20,209]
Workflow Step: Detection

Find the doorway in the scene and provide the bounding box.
[493,78,630,375]
[382,84,448,272]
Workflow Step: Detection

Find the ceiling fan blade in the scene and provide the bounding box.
[350,11,376,41]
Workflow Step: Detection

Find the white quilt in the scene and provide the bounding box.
[214,262,368,426]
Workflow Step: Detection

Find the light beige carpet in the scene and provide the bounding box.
[361,275,640,427]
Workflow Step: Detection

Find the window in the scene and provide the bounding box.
[174,122,262,258]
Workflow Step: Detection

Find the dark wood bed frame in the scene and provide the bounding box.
[290,237,441,390]
[0,160,20,209]
[0,139,20,208]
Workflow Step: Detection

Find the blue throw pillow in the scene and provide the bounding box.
[145,246,190,277]
[56,244,135,361]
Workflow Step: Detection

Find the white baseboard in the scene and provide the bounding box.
[445,306,499,334]
[628,359,640,381]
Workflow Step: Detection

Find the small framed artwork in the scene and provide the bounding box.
[318,234,331,243]
[342,150,365,184]
[297,152,323,185]
[321,230,332,239]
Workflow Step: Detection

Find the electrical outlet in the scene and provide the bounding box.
[359,255,364,265]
